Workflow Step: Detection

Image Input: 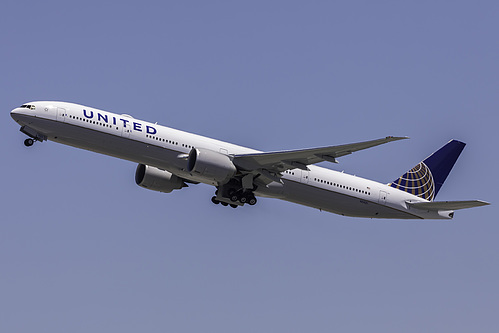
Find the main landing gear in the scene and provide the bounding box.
[211,187,258,209]
[211,196,240,209]
[229,189,257,206]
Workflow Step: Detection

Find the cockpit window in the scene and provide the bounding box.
[20,104,36,110]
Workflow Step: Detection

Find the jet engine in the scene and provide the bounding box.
[135,164,185,193]
[187,148,236,183]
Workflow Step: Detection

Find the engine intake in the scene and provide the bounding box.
[187,148,236,183]
[135,164,185,193]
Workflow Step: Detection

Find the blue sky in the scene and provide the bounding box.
[1,1,498,332]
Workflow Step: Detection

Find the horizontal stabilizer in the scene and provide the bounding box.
[407,200,490,211]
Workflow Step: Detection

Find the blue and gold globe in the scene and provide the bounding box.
[389,162,435,201]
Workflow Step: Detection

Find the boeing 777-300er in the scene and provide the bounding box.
[10,101,489,219]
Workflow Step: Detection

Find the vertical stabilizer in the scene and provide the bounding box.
[389,140,466,201]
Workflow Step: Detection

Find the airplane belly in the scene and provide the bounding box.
[25,117,186,172]
[275,179,420,219]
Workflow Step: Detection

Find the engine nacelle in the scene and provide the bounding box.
[187,148,236,183]
[135,164,185,193]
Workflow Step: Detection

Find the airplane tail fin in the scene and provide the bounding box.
[389,140,466,201]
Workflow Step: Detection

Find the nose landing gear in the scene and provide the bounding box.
[19,126,46,147]
[24,138,35,147]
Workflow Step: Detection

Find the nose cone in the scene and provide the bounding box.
[10,107,23,121]
[10,104,35,124]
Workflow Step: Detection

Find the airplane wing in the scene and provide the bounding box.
[407,200,490,211]
[233,136,408,178]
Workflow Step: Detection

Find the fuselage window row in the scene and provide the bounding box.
[69,115,116,129]
[145,134,181,146]
[67,114,195,147]
[314,177,370,195]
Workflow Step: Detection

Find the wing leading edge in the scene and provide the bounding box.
[233,136,408,173]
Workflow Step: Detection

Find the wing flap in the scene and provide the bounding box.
[407,200,490,211]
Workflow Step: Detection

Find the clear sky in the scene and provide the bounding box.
[1,1,498,332]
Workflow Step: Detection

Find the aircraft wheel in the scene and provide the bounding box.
[230,204,238,208]
[24,138,34,147]
[230,194,239,202]
[240,195,247,203]
[248,196,257,206]
[211,196,220,205]
[221,202,228,207]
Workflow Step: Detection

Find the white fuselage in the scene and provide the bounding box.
[11,101,452,219]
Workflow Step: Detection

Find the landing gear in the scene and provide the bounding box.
[20,126,46,146]
[212,187,257,208]
[240,191,257,205]
[24,138,34,147]
[230,192,239,202]
[248,196,257,206]
[239,191,257,205]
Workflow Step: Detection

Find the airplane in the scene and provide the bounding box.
[10,101,489,219]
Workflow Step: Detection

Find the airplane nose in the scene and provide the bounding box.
[10,107,21,118]
[10,107,27,122]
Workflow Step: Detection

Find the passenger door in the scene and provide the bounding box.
[56,107,67,122]
[379,190,388,205]
[300,170,309,184]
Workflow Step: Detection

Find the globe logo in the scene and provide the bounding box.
[390,162,435,201]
